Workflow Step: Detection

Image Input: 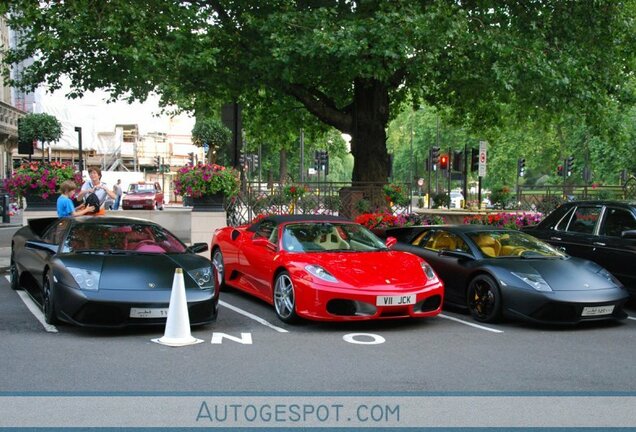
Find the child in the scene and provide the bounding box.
[57,180,95,217]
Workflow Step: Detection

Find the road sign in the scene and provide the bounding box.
[478,141,488,177]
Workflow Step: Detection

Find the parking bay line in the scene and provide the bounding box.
[5,276,58,333]
[439,313,503,333]
[219,300,289,333]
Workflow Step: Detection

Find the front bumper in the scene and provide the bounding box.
[503,286,629,324]
[55,283,218,328]
[293,279,444,321]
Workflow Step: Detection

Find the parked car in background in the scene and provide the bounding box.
[450,191,464,209]
[122,182,164,210]
[386,225,629,324]
[211,215,444,323]
[522,200,636,298]
[10,216,216,327]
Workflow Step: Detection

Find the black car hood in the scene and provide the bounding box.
[491,256,617,291]
[61,253,211,291]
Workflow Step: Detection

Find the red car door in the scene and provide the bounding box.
[236,220,279,299]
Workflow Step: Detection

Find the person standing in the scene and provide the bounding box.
[57,181,95,217]
[77,166,116,214]
[113,179,123,210]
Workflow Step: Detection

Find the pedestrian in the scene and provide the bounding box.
[77,166,116,215]
[57,180,95,217]
[113,179,123,210]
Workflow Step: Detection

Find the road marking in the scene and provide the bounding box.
[5,276,59,333]
[219,300,289,333]
[439,313,503,333]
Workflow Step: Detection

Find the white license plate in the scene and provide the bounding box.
[130,308,169,318]
[376,295,415,306]
[581,305,614,316]
[131,204,144,209]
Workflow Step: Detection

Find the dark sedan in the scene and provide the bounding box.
[10,216,218,328]
[386,225,629,324]
[522,200,636,298]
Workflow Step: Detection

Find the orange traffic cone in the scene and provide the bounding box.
[152,268,203,347]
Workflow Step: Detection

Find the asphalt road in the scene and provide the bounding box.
[1,274,635,393]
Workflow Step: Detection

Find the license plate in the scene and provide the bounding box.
[130,308,169,318]
[376,295,415,306]
[131,204,144,209]
[581,305,614,316]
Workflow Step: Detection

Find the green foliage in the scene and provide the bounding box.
[4,1,635,185]
[191,118,231,164]
[18,113,62,147]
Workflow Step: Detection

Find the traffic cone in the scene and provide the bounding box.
[152,268,204,347]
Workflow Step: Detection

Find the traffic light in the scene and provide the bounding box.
[557,165,563,177]
[566,156,574,177]
[155,155,161,168]
[188,152,195,166]
[452,150,463,171]
[440,154,449,170]
[471,148,479,172]
[517,158,526,177]
[430,146,440,167]
[324,152,329,175]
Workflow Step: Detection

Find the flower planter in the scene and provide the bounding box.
[191,193,225,212]
[25,192,59,212]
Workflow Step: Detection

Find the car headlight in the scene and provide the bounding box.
[511,272,552,292]
[421,262,439,283]
[305,265,339,283]
[67,267,101,291]
[597,267,622,287]
[187,266,213,288]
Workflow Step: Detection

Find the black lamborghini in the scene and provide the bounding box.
[386,225,629,324]
[10,216,218,328]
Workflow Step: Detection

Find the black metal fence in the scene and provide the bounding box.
[225,181,412,226]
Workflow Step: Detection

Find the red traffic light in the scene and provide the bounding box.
[440,154,449,169]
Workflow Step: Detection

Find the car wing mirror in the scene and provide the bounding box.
[188,242,209,253]
[621,229,636,239]
[438,249,474,260]
[25,240,58,254]
[385,236,397,249]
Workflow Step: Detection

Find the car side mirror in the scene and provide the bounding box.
[189,242,209,253]
[621,229,636,239]
[438,249,474,260]
[25,240,58,254]
[385,236,397,249]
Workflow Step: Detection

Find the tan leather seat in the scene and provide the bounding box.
[474,234,500,257]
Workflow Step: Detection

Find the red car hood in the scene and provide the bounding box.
[295,251,429,290]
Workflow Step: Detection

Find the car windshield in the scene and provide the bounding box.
[281,222,387,252]
[128,184,156,193]
[467,230,565,258]
[64,223,187,254]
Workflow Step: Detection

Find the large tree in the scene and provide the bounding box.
[4,1,635,183]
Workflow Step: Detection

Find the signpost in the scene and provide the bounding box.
[478,141,488,208]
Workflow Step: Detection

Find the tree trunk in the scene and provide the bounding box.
[279,148,288,183]
[350,79,390,184]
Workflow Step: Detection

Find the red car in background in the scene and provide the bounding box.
[122,182,165,210]
[211,214,444,323]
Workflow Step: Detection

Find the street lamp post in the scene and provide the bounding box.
[74,126,84,172]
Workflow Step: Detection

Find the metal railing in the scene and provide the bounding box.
[225,181,412,226]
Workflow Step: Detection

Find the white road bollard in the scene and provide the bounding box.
[152,268,204,347]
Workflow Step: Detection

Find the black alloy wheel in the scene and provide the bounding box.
[10,259,20,290]
[43,271,59,325]
[467,274,502,323]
